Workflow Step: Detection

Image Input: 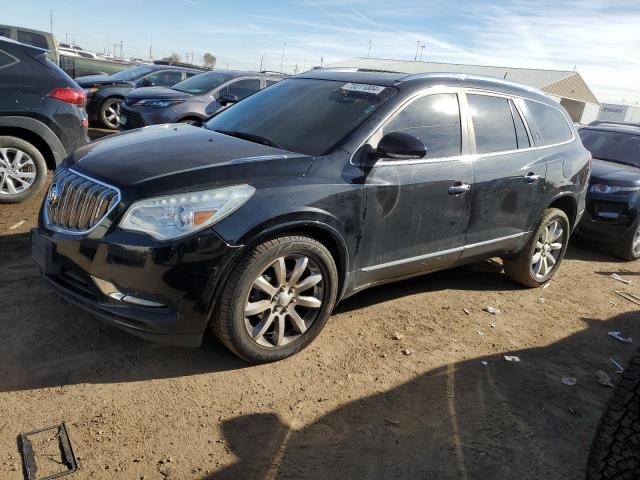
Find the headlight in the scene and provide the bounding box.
[589,184,640,194]
[134,99,185,108]
[120,185,255,240]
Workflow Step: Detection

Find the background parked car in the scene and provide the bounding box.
[76,64,204,129]
[0,37,88,203]
[576,121,640,260]
[0,24,131,78]
[119,70,284,129]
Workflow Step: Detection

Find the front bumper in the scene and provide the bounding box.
[31,224,240,347]
[576,191,639,243]
[119,103,175,130]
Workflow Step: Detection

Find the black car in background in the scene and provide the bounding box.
[0,37,87,203]
[577,122,640,260]
[76,64,203,129]
[119,70,283,129]
[31,71,590,362]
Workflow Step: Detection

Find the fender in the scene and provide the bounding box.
[0,116,67,165]
[205,217,351,318]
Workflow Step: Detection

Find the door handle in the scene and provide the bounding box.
[448,183,471,195]
[523,173,541,184]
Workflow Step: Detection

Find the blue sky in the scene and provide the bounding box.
[2,0,639,103]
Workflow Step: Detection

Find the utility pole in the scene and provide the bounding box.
[113,43,118,57]
[294,62,298,74]
[259,55,264,71]
[280,42,286,73]
[149,37,153,60]
[414,40,420,61]
[320,56,324,68]
[64,32,69,42]
[368,39,372,58]
[49,9,53,34]
[119,41,123,58]
[419,44,425,61]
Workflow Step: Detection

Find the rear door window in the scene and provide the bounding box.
[222,79,261,100]
[0,27,10,39]
[519,99,573,146]
[17,30,49,50]
[380,93,462,159]
[468,94,518,154]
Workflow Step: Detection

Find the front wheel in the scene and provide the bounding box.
[612,223,640,261]
[99,97,122,129]
[212,235,338,363]
[503,208,570,287]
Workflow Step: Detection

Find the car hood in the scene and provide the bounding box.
[126,87,191,101]
[67,124,313,198]
[590,158,640,187]
[75,75,134,88]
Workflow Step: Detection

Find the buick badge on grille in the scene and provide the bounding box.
[47,183,61,207]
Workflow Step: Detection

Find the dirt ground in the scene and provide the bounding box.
[1,137,640,479]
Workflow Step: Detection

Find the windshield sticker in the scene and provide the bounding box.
[341,83,386,95]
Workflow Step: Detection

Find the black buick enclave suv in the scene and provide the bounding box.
[31,70,590,362]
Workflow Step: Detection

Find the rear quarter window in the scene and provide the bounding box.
[519,99,573,146]
[17,30,49,50]
[0,49,18,70]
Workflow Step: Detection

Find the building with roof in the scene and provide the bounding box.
[326,57,600,124]
[597,103,640,124]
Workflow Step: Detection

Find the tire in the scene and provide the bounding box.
[503,208,570,287]
[587,348,640,479]
[0,136,48,204]
[99,97,122,129]
[612,223,640,261]
[212,235,338,363]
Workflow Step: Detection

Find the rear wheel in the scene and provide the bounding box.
[99,97,122,129]
[587,348,640,479]
[212,235,338,363]
[612,223,640,261]
[0,136,47,204]
[503,208,570,287]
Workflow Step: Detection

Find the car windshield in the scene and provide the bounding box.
[204,78,397,156]
[111,65,158,81]
[579,129,640,168]
[171,72,233,94]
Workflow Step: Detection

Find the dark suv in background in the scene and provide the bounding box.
[577,121,640,260]
[76,64,204,129]
[0,37,87,203]
[31,71,589,362]
[119,70,283,129]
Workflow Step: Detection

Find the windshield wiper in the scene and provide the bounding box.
[214,130,282,149]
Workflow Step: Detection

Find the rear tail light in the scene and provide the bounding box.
[47,87,86,105]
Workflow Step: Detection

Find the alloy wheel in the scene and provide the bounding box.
[0,147,37,195]
[104,101,121,128]
[531,219,565,281]
[244,254,324,348]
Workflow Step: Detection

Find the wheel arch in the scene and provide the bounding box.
[0,118,66,169]
[547,193,578,230]
[208,220,350,320]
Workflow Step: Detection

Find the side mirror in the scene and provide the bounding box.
[218,93,239,106]
[141,78,154,87]
[375,132,426,160]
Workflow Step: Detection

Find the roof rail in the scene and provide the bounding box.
[588,120,640,128]
[260,70,287,76]
[400,72,544,94]
[153,59,209,71]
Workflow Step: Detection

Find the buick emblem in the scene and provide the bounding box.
[48,183,61,207]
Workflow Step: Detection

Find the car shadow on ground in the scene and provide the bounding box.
[206,311,640,480]
[0,231,628,396]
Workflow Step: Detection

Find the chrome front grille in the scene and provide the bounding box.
[44,168,120,234]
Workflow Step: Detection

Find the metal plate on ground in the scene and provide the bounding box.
[19,423,77,480]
